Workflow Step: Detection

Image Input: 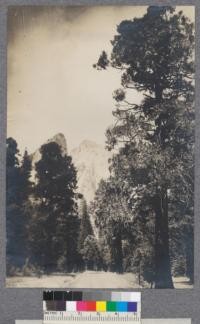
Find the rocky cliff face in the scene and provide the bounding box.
[70,140,111,202]
[30,135,111,202]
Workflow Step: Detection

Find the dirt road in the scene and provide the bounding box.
[67,271,139,288]
[6,271,139,288]
[6,271,192,288]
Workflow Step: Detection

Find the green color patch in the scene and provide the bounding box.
[106,301,117,312]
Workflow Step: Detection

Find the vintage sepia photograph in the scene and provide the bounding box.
[6,5,194,288]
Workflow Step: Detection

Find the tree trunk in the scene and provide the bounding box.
[116,230,123,274]
[153,87,174,288]
[185,227,194,284]
[110,229,123,273]
[154,190,174,288]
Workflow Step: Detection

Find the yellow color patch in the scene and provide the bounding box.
[96,301,106,312]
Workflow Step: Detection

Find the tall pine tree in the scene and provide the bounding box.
[20,149,32,201]
[7,141,34,271]
[95,6,194,288]
[6,138,23,268]
[28,142,80,272]
[18,149,33,261]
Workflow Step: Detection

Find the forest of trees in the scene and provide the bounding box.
[6,139,97,275]
[6,6,194,288]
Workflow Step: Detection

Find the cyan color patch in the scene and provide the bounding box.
[116,302,128,312]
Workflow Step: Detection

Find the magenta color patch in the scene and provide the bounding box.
[76,301,87,311]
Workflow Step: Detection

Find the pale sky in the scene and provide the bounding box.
[7,6,195,154]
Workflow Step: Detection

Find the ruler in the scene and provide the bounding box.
[43,311,140,323]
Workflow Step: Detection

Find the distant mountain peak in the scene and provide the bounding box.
[30,134,111,203]
[49,132,65,141]
[70,140,111,202]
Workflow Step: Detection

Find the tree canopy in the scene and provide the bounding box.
[94,6,194,288]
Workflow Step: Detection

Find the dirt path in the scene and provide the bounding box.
[67,271,139,288]
[6,271,139,288]
[6,271,192,288]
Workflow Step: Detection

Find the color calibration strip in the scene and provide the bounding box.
[44,300,138,312]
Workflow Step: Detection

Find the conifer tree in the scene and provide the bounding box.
[95,6,194,287]
[28,142,79,272]
[81,235,102,271]
[6,138,22,267]
[20,149,32,201]
[91,179,134,274]
[17,149,33,260]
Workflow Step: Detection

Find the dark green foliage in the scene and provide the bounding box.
[20,150,32,201]
[6,137,20,206]
[91,179,136,274]
[6,138,25,267]
[91,179,123,273]
[81,235,102,270]
[6,138,20,263]
[6,139,81,275]
[93,50,109,70]
[28,142,79,272]
[97,6,194,98]
[95,6,194,287]
[18,150,33,260]
[34,142,77,209]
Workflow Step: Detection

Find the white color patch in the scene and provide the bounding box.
[66,301,76,311]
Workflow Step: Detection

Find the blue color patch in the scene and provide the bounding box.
[127,302,137,312]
